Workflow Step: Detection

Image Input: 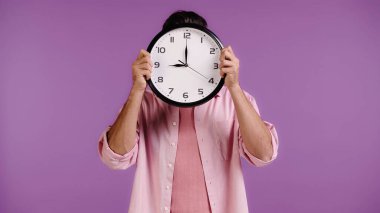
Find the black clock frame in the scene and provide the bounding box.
[146,23,225,107]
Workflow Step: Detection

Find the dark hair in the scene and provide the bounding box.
[162,10,208,31]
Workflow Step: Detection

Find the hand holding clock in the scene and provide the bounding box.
[132,49,153,92]
[220,45,240,90]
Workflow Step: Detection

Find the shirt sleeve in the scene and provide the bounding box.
[237,91,279,167]
[97,107,140,170]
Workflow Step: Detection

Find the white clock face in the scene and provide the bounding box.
[148,27,223,106]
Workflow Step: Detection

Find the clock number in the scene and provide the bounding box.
[210,48,216,54]
[168,88,174,94]
[170,37,174,43]
[156,47,166,53]
[158,76,163,83]
[154,62,160,68]
[208,78,214,84]
[201,37,203,43]
[184,32,191,39]
[183,92,189,98]
[198,88,204,95]
[214,63,218,69]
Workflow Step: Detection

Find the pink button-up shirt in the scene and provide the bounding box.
[97,86,279,213]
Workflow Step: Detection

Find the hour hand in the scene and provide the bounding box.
[169,63,186,67]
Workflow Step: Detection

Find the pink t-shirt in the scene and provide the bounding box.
[170,106,211,212]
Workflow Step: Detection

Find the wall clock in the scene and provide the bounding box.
[147,23,225,107]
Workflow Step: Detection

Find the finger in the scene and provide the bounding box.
[221,45,233,53]
[221,46,230,52]
[219,49,231,61]
[220,67,234,74]
[228,45,236,57]
[137,70,151,80]
[219,70,224,77]
[222,45,236,58]
[220,48,229,57]
[136,50,144,59]
[220,60,234,68]
[137,55,153,66]
[142,69,152,80]
[137,49,150,59]
[222,50,234,61]
[137,62,152,71]
[219,51,225,61]
[219,69,228,78]
[220,47,232,57]
[136,55,152,66]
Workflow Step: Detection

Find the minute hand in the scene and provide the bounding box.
[185,39,188,64]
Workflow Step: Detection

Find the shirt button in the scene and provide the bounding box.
[164,206,168,211]
[171,142,175,146]
[166,185,170,190]
[168,163,173,168]
[172,121,177,126]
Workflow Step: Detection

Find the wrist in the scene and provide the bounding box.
[127,85,145,103]
[227,83,242,94]
[131,84,146,94]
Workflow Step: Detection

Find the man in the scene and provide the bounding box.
[97,10,279,213]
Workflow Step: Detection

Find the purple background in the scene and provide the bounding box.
[1,0,380,212]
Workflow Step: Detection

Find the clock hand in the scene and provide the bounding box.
[169,63,186,67]
[178,60,187,66]
[185,39,188,65]
[178,60,208,79]
[186,65,208,79]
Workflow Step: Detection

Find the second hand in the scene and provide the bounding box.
[178,60,208,79]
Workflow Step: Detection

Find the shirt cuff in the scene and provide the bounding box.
[97,125,139,170]
[240,120,279,167]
